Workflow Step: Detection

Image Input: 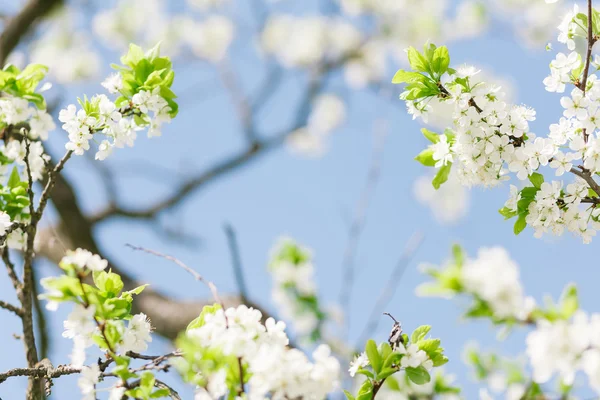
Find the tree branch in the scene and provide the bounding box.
[0,0,64,65]
[0,300,22,317]
[224,224,249,303]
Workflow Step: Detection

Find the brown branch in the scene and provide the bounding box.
[219,59,256,144]
[35,150,73,223]
[570,166,600,196]
[90,71,328,223]
[580,0,596,95]
[3,246,21,290]
[0,364,80,384]
[0,300,22,317]
[0,0,64,65]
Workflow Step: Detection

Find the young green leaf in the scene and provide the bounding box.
[421,128,440,143]
[365,339,382,374]
[432,163,452,189]
[411,325,431,344]
[405,366,431,385]
[415,149,436,167]
[513,214,527,235]
[528,172,544,189]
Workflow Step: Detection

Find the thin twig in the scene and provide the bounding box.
[339,124,389,332]
[570,166,600,195]
[35,150,73,223]
[3,246,21,290]
[0,300,22,316]
[224,224,249,303]
[355,232,425,348]
[126,244,225,310]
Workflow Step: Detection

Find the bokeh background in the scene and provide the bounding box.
[0,0,597,398]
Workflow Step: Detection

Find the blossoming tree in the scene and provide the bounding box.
[0,0,599,399]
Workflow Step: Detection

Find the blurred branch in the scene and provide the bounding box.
[355,232,425,348]
[90,72,328,224]
[126,243,226,311]
[251,63,283,112]
[224,223,249,303]
[0,0,64,65]
[219,59,256,143]
[338,123,388,333]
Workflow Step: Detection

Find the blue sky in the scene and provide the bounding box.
[1,1,599,399]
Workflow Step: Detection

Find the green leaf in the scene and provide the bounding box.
[356,369,374,379]
[392,70,426,84]
[559,283,579,319]
[418,338,440,354]
[343,390,356,400]
[365,339,382,374]
[421,128,440,143]
[405,366,431,385]
[520,187,539,200]
[379,342,392,362]
[186,303,222,331]
[124,284,148,295]
[356,380,373,400]
[499,207,518,220]
[451,244,464,267]
[93,270,124,295]
[383,352,403,369]
[528,172,544,189]
[415,148,436,167]
[377,367,399,380]
[407,47,429,73]
[432,163,452,189]
[513,214,527,235]
[7,167,21,189]
[431,46,450,75]
[386,377,401,391]
[411,325,431,344]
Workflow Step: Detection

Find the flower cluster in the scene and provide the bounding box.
[345,327,450,400]
[176,304,340,400]
[40,248,155,399]
[58,43,177,159]
[268,237,329,341]
[421,244,599,398]
[526,311,600,392]
[464,345,529,400]
[418,246,535,324]
[397,39,600,242]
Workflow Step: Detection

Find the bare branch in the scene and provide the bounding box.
[35,150,73,222]
[0,0,64,65]
[219,59,256,144]
[0,300,22,317]
[570,166,600,196]
[3,246,21,290]
[224,224,249,303]
[339,124,389,332]
[355,232,425,348]
[126,244,225,311]
[0,364,80,384]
